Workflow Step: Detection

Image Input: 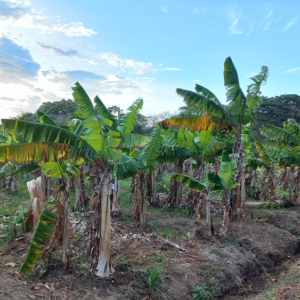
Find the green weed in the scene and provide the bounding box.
[145,264,165,294]
[192,284,211,300]
[262,202,284,210]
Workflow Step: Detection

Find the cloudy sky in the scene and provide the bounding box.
[0,0,299,120]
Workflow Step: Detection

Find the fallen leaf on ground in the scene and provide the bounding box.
[5,262,16,267]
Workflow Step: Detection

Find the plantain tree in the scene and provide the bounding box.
[260,118,300,202]
[174,150,237,236]
[157,128,193,208]
[82,95,148,216]
[123,125,163,228]
[0,82,142,277]
[162,57,269,220]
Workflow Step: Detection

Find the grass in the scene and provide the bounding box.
[220,236,244,251]
[148,220,192,239]
[195,262,224,298]
[0,223,22,251]
[0,175,34,215]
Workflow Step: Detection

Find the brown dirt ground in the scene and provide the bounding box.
[0,203,300,299]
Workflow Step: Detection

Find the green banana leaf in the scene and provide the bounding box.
[11,162,40,177]
[20,206,57,273]
[173,173,207,191]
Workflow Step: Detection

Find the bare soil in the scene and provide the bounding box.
[1,201,300,299]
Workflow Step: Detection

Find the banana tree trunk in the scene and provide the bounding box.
[95,175,114,277]
[221,190,231,235]
[6,176,16,191]
[0,177,3,189]
[87,170,114,277]
[292,166,300,202]
[111,178,121,217]
[46,177,52,200]
[62,181,71,269]
[187,159,205,216]
[75,165,89,211]
[213,159,220,174]
[139,174,147,228]
[130,173,147,228]
[147,170,157,206]
[74,175,82,210]
[233,133,245,220]
[206,190,212,237]
[167,161,183,208]
[156,164,165,182]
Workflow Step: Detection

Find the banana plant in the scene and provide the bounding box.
[174,150,237,236]
[262,118,300,202]
[156,128,193,208]
[115,125,163,228]
[162,57,269,220]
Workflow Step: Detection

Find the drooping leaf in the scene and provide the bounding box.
[39,160,80,178]
[1,119,98,159]
[0,161,14,178]
[255,141,271,166]
[245,157,264,170]
[114,154,144,179]
[20,207,57,273]
[11,162,40,177]
[173,173,207,191]
[0,142,72,163]
[207,172,224,191]
[157,144,192,163]
[162,115,227,132]
[262,124,297,145]
[0,134,8,144]
[122,134,149,149]
[176,86,228,119]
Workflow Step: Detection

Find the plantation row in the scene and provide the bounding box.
[0,56,298,281]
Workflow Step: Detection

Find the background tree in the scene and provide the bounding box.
[16,99,77,125]
[251,95,300,140]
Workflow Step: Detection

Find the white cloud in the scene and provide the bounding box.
[0,68,156,120]
[227,7,243,35]
[191,8,199,14]
[284,67,300,73]
[283,18,299,31]
[89,60,97,65]
[7,0,31,6]
[0,1,96,37]
[96,52,153,74]
[160,6,168,13]
[163,67,182,71]
[194,79,201,82]
[96,52,182,74]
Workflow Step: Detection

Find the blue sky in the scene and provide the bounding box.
[0,0,299,120]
